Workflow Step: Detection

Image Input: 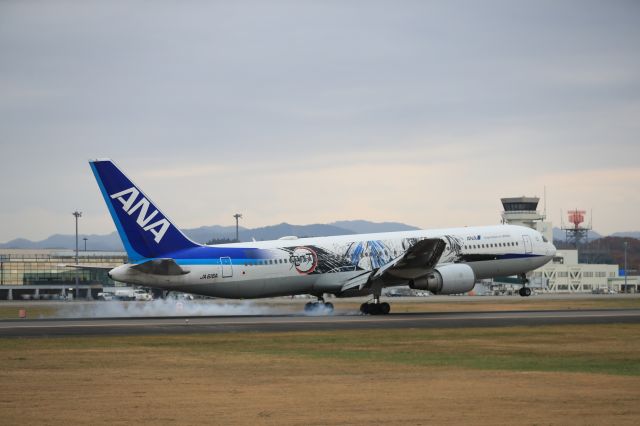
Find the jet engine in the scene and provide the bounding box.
[409,263,476,294]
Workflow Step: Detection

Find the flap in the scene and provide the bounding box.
[374,238,446,280]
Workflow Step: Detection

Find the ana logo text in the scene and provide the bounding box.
[110,187,170,243]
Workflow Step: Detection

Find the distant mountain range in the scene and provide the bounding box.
[552,227,640,242]
[2,221,636,251]
[552,227,603,241]
[0,220,421,251]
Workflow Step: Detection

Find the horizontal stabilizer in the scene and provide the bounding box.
[131,258,189,276]
[59,264,114,271]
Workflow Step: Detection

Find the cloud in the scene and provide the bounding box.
[0,1,639,240]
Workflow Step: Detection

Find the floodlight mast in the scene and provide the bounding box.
[624,241,628,291]
[72,211,82,299]
[233,213,243,242]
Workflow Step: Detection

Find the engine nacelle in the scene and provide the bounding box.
[409,263,476,295]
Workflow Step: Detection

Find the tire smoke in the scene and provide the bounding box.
[54,299,283,318]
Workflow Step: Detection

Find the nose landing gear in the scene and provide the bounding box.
[518,273,532,297]
[518,287,532,297]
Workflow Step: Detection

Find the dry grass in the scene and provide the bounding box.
[1,324,640,425]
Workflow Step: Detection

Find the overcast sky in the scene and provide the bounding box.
[1,0,639,242]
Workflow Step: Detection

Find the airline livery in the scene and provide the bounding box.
[91,159,556,315]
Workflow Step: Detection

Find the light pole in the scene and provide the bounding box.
[233,213,242,242]
[624,240,628,292]
[73,211,82,299]
[83,237,88,252]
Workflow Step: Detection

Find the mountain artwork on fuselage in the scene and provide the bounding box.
[89,159,556,315]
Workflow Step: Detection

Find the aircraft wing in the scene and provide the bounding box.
[339,238,446,294]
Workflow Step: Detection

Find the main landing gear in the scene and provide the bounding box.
[360,295,391,315]
[304,296,334,313]
[518,273,532,297]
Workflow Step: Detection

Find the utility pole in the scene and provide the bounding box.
[73,211,82,299]
[83,237,88,252]
[624,240,628,292]
[233,213,243,242]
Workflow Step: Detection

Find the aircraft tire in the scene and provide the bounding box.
[380,302,391,315]
[324,302,334,312]
[360,303,369,315]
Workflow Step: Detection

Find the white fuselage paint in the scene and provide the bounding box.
[109,224,555,299]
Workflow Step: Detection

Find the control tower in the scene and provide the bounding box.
[501,196,552,242]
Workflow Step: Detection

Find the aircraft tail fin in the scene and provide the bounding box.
[89,159,200,261]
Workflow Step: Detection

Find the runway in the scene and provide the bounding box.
[1,308,639,337]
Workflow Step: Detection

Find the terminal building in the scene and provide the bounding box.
[0,249,126,300]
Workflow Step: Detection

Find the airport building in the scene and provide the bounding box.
[0,249,126,300]
[499,196,638,293]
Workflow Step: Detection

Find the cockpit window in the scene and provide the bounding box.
[542,236,548,243]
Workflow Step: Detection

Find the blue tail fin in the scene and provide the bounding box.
[90,159,200,261]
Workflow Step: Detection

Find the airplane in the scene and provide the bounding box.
[90,159,556,315]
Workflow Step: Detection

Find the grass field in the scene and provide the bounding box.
[1,324,640,425]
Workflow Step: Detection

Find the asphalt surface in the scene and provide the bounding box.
[1,308,639,337]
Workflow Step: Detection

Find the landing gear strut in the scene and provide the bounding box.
[518,273,532,297]
[304,295,334,313]
[360,293,391,315]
